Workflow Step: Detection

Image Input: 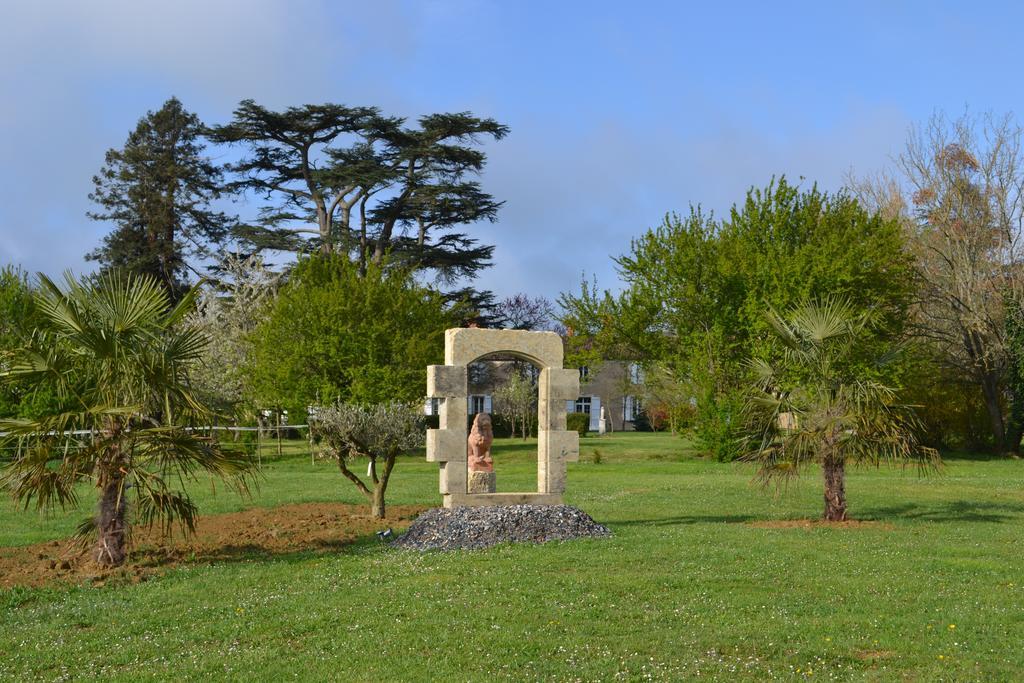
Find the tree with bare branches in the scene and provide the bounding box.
[850,111,1024,452]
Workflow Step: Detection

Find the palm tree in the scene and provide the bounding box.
[744,297,938,521]
[0,272,253,566]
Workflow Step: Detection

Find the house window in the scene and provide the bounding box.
[424,397,442,415]
[623,396,641,422]
[628,362,643,385]
[578,366,590,381]
[468,394,491,415]
[574,396,592,414]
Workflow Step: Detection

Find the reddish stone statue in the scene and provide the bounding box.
[467,413,494,472]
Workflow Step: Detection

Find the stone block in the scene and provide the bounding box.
[439,460,467,495]
[445,328,563,368]
[539,367,581,401]
[444,492,563,508]
[467,471,496,493]
[426,428,466,463]
[427,365,467,397]
[542,429,580,463]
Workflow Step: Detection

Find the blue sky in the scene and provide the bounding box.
[1,0,1021,301]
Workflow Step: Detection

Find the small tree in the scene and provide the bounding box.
[744,298,938,521]
[186,253,280,418]
[311,401,423,519]
[0,272,253,566]
[493,370,537,439]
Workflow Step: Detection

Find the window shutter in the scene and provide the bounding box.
[566,400,576,413]
[484,395,493,414]
[424,398,433,415]
[590,397,601,430]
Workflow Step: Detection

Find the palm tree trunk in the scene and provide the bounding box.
[822,457,847,521]
[95,475,128,567]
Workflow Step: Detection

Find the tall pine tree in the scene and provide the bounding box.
[87,97,233,299]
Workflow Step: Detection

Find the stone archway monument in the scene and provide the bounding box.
[426,328,580,508]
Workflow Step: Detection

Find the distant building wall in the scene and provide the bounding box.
[425,357,644,432]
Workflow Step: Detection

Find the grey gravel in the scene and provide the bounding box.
[392,504,612,551]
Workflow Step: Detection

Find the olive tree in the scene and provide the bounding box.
[310,401,424,519]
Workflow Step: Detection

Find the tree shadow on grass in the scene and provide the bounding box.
[132,537,371,570]
[858,499,1024,524]
[610,514,757,527]
[938,450,1020,462]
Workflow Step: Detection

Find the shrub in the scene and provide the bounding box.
[693,390,746,462]
[567,412,590,436]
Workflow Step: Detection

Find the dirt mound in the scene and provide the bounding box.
[746,519,894,530]
[0,502,427,589]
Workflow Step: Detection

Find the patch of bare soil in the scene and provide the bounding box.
[0,503,427,590]
[746,519,895,530]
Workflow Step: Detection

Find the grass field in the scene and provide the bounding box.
[2,432,1024,681]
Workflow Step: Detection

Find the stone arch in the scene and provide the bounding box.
[426,328,580,507]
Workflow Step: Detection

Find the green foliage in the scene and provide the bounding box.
[309,400,424,517]
[492,370,537,439]
[744,298,938,518]
[207,101,508,302]
[561,177,915,458]
[566,412,590,436]
[899,344,994,450]
[0,272,253,565]
[0,267,58,419]
[249,255,454,412]
[692,390,745,461]
[87,98,232,299]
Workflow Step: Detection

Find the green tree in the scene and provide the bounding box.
[0,266,57,419]
[493,370,537,439]
[0,273,253,567]
[87,97,233,299]
[744,298,938,521]
[248,255,455,414]
[560,178,915,458]
[311,401,423,519]
[206,101,507,288]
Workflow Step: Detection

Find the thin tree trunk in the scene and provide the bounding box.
[95,475,128,567]
[358,195,368,276]
[822,457,847,522]
[371,456,397,519]
[371,486,386,519]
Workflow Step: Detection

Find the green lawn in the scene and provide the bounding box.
[2,433,1024,681]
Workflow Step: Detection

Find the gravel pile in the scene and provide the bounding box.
[392,504,611,551]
